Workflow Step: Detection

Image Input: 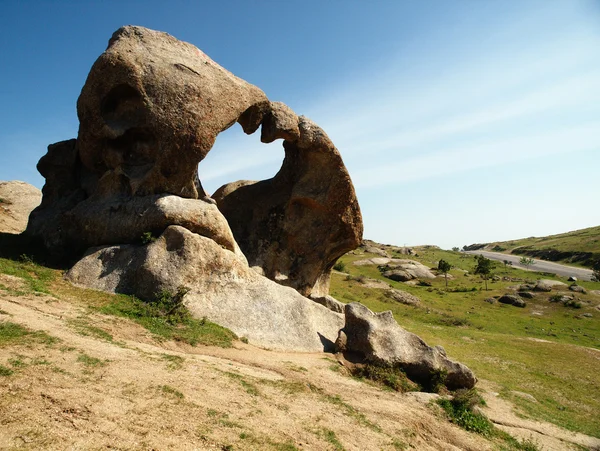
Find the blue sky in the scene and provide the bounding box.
[1,1,599,249]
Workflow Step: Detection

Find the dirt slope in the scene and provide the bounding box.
[1,287,597,450]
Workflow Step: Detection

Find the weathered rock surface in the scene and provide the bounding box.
[27,26,269,258]
[213,113,362,297]
[569,284,586,293]
[309,294,345,314]
[363,245,389,257]
[67,225,343,351]
[385,289,420,306]
[0,181,41,234]
[337,303,476,390]
[498,294,526,307]
[27,25,362,301]
[380,259,436,282]
[535,279,567,291]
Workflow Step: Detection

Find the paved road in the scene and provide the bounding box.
[464,250,594,281]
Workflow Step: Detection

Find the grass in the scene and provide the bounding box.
[0,256,54,294]
[77,353,105,367]
[159,384,184,399]
[350,363,419,392]
[0,364,13,376]
[96,292,237,347]
[315,428,345,451]
[331,248,600,437]
[224,371,260,396]
[161,353,185,370]
[68,318,114,341]
[0,321,58,347]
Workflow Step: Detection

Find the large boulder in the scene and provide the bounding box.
[0,181,41,234]
[380,259,436,282]
[337,303,477,390]
[67,225,343,352]
[26,25,362,301]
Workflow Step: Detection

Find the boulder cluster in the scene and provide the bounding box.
[14,26,475,388]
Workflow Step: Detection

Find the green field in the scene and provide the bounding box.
[331,246,600,438]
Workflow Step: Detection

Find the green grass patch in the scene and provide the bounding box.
[437,389,492,436]
[68,318,114,341]
[224,371,260,396]
[161,353,184,370]
[0,321,58,347]
[350,363,419,392]
[331,249,600,437]
[315,428,345,451]
[0,256,55,294]
[0,364,14,376]
[96,291,237,348]
[77,353,105,367]
[159,384,184,399]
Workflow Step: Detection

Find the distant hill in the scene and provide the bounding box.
[464,225,600,268]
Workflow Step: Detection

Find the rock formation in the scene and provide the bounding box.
[23,25,360,351]
[67,225,343,351]
[19,26,476,388]
[26,25,362,297]
[336,303,477,390]
[0,181,41,234]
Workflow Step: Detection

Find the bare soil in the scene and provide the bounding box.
[1,289,598,450]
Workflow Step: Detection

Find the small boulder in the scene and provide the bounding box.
[535,279,567,292]
[519,283,536,291]
[338,303,477,390]
[498,294,525,307]
[512,298,527,308]
[518,291,535,299]
[549,295,573,303]
[364,245,389,257]
[382,269,413,282]
[568,276,577,282]
[385,289,420,306]
[484,297,497,304]
[569,284,587,294]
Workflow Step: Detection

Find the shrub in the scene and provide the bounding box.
[140,231,157,244]
[333,260,346,272]
[437,389,493,436]
[564,299,582,309]
[351,363,419,392]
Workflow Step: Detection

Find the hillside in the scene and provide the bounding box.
[2,247,600,450]
[464,226,600,268]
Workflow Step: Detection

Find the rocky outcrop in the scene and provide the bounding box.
[26,25,362,299]
[380,260,436,282]
[336,303,477,390]
[67,225,343,351]
[213,114,362,297]
[385,289,421,306]
[534,279,567,292]
[0,181,41,234]
[498,294,526,308]
[21,25,360,353]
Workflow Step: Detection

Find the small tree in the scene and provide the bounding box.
[519,256,535,270]
[438,259,452,288]
[474,255,494,290]
[503,259,513,268]
[452,247,459,252]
